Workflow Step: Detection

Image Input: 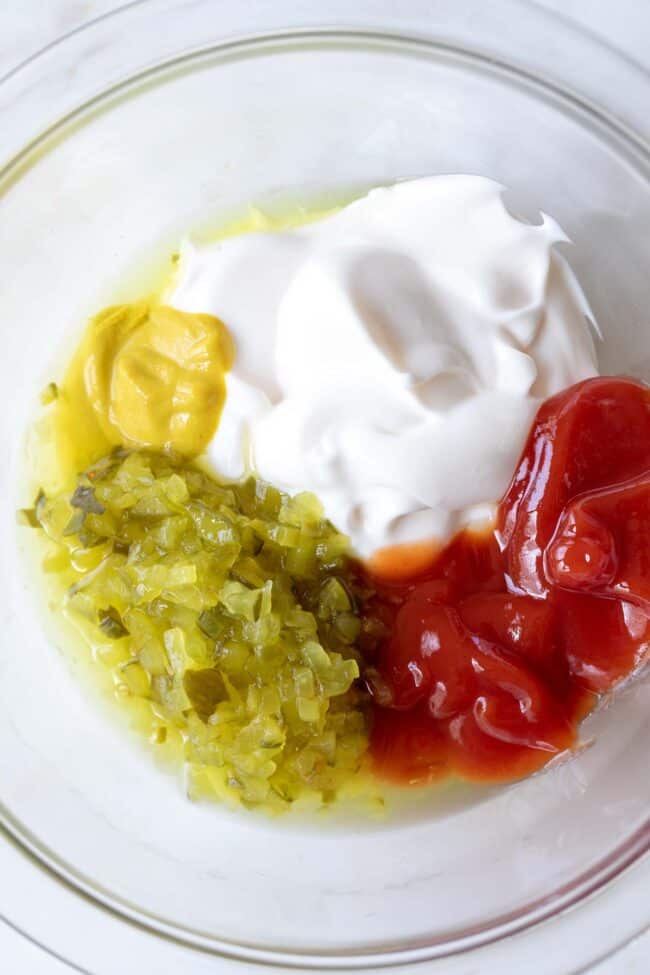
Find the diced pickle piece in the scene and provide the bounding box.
[163,473,189,505]
[121,661,151,697]
[71,484,105,515]
[197,606,226,641]
[302,641,332,674]
[18,507,41,528]
[318,577,352,616]
[98,607,129,639]
[40,381,59,405]
[333,612,362,644]
[184,668,226,722]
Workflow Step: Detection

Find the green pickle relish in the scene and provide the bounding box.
[29,449,382,813]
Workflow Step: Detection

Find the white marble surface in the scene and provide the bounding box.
[1,1,650,972]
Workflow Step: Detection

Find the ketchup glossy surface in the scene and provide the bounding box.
[366,378,650,785]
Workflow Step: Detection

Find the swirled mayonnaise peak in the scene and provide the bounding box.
[167,176,598,561]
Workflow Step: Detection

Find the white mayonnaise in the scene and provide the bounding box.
[168,176,598,558]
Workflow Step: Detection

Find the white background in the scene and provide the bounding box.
[1,1,650,971]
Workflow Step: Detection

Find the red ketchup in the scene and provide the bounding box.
[366,377,650,785]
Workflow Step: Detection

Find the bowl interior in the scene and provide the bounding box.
[2,32,650,967]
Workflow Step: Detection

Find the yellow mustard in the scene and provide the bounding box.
[54,302,233,480]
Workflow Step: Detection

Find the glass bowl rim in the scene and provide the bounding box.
[2,3,650,969]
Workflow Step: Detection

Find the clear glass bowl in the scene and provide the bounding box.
[2,1,650,970]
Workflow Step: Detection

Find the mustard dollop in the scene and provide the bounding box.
[54,302,233,481]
